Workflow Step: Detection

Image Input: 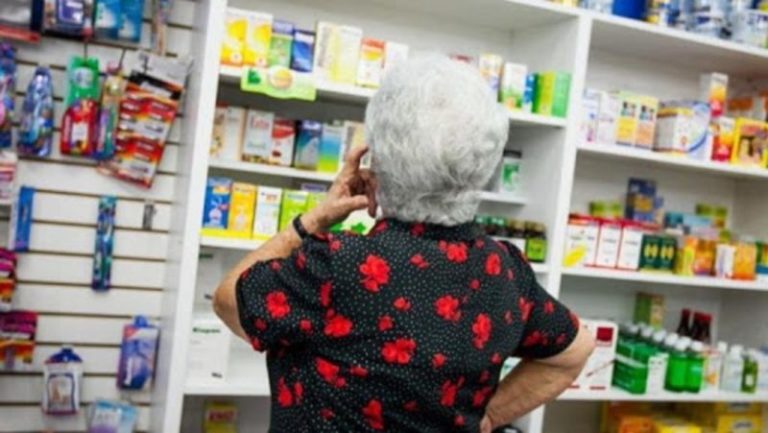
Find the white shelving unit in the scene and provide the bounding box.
[160,1,768,432]
[559,388,768,403]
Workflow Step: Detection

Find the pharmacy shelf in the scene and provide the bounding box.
[577,144,768,181]
[561,266,768,292]
[559,387,768,402]
[480,191,528,205]
[587,12,768,77]
[209,159,337,182]
[200,235,264,251]
[219,66,566,128]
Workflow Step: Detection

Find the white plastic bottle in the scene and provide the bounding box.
[721,344,745,392]
[703,341,727,392]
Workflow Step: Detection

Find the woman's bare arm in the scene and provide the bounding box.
[481,325,595,432]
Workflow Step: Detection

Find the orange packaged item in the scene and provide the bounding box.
[733,242,757,280]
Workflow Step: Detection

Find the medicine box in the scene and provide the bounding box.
[731,118,768,167]
[318,121,344,173]
[563,214,600,268]
[595,219,622,268]
[269,118,295,167]
[202,177,232,232]
[617,221,648,271]
[534,72,571,118]
[267,20,294,68]
[581,89,601,146]
[187,316,232,383]
[571,319,617,391]
[241,109,273,163]
[700,72,728,118]
[333,25,362,84]
[478,54,503,94]
[314,22,340,82]
[253,186,282,240]
[634,95,659,149]
[596,91,621,146]
[293,120,322,170]
[711,116,735,162]
[291,29,315,73]
[342,120,367,167]
[220,106,245,161]
[210,106,226,158]
[634,292,665,328]
[383,41,409,76]
[221,9,250,67]
[357,38,385,88]
[227,183,257,238]
[500,62,527,110]
[279,190,309,231]
[616,92,639,146]
[243,11,273,68]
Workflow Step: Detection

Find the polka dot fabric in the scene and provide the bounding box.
[236,218,579,433]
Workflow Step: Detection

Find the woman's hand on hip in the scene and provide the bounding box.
[304,145,377,233]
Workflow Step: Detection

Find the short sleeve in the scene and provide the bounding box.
[236,236,331,352]
[501,241,580,359]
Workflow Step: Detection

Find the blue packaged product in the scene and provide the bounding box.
[522,74,536,113]
[293,120,322,170]
[92,196,116,291]
[94,0,121,39]
[117,0,144,42]
[0,44,17,149]
[18,67,55,157]
[612,0,647,19]
[43,345,83,415]
[88,399,139,433]
[43,0,94,38]
[117,316,159,390]
[291,29,315,72]
[627,177,657,196]
[202,177,232,230]
[11,186,34,252]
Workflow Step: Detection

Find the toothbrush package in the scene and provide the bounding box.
[10,186,35,252]
[87,399,139,433]
[0,44,17,149]
[43,345,83,415]
[92,195,116,291]
[116,316,159,391]
[0,310,36,370]
[18,66,55,157]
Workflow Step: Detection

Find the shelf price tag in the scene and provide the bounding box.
[241,66,317,101]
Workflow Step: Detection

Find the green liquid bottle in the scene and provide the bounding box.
[742,350,758,393]
[665,339,689,392]
[685,341,705,393]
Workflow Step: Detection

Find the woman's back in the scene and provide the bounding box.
[237,219,578,432]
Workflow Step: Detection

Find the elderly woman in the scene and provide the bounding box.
[214,55,594,433]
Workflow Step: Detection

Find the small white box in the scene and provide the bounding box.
[595,220,622,268]
[242,110,273,163]
[253,186,282,240]
[187,316,232,383]
[581,89,601,146]
[564,216,600,267]
[333,25,363,84]
[617,222,646,271]
[571,319,618,391]
[219,106,245,161]
[596,91,621,146]
[383,41,409,76]
[314,22,340,82]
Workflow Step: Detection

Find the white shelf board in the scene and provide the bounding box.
[185,381,270,397]
[219,66,566,128]
[480,191,528,205]
[209,159,336,182]
[200,235,264,251]
[560,387,768,402]
[588,12,768,77]
[530,263,549,274]
[561,266,768,292]
[577,144,768,181]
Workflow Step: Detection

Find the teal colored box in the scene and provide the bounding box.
[318,121,344,173]
[293,120,322,170]
[202,177,232,229]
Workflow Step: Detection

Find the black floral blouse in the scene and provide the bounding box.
[237,218,580,433]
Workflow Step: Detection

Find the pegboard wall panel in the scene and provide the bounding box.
[1,1,197,432]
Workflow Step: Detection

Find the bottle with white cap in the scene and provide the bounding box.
[686,341,705,393]
[703,341,727,392]
[721,344,745,392]
[665,339,690,392]
[647,330,670,394]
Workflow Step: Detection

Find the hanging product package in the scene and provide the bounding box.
[117,0,143,43]
[0,309,36,370]
[87,399,139,433]
[61,56,100,156]
[0,151,18,202]
[92,195,116,291]
[95,62,125,160]
[0,249,17,312]
[18,66,54,157]
[10,186,35,252]
[42,345,83,415]
[0,0,43,41]
[42,0,94,38]
[117,316,159,390]
[151,0,174,55]
[0,44,17,149]
[99,52,191,188]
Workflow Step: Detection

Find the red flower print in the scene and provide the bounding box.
[469,279,481,290]
[504,310,513,324]
[350,365,368,377]
[507,268,515,280]
[432,353,447,369]
[378,315,394,331]
[440,376,465,406]
[556,333,568,346]
[523,330,548,347]
[490,353,502,364]
[316,357,347,388]
[496,240,509,253]
[479,370,490,383]
[362,399,384,430]
[299,319,313,334]
[294,382,304,404]
[360,255,391,292]
[403,401,419,412]
[519,297,534,322]
[320,281,332,308]
[485,253,502,276]
[410,254,429,269]
[411,223,425,236]
[393,297,411,311]
[544,300,555,314]
[296,251,306,270]
[435,295,461,322]
[570,311,580,329]
[441,242,469,263]
[324,313,353,338]
[329,238,342,252]
[266,291,291,320]
[381,338,416,365]
[475,239,485,249]
[270,260,281,271]
[320,408,335,420]
[473,386,493,407]
[472,314,492,350]
[249,336,262,351]
[455,414,465,427]
[254,318,267,331]
[277,378,294,407]
[371,220,388,234]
